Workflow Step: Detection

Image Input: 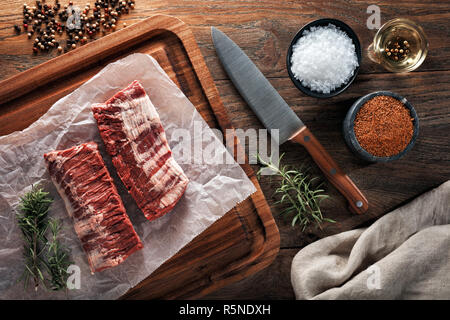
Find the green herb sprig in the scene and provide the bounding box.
[16,185,71,291]
[16,185,52,291]
[45,218,72,291]
[257,154,335,231]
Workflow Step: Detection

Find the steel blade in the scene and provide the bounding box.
[212,27,304,144]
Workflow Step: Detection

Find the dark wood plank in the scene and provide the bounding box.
[203,248,298,300]
[215,70,450,248]
[1,0,449,299]
[1,1,449,80]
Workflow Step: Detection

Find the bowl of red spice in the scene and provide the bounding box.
[343,91,419,162]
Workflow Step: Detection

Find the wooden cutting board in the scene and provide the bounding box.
[0,14,280,299]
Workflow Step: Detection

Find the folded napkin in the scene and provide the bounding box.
[291,181,450,299]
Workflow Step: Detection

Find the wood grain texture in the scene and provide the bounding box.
[1,0,449,300]
[0,14,280,299]
[202,249,298,300]
[212,71,450,249]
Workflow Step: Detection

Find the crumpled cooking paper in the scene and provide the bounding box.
[0,53,256,299]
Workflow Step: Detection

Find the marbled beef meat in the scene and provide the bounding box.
[92,80,189,221]
[44,142,143,273]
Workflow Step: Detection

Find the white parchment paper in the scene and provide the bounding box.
[0,53,256,299]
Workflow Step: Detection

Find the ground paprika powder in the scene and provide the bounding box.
[353,95,414,157]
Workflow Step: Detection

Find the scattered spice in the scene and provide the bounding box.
[14,0,136,55]
[353,95,414,157]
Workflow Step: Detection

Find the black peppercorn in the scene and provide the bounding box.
[19,0,137,55]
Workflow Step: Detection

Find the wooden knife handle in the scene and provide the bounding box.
[290,126,368,214]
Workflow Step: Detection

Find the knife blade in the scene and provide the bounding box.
[212,27,368,214]
[212,27,304,145]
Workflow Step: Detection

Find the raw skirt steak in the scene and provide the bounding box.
[44,142,143,273]
[92,80,189,221]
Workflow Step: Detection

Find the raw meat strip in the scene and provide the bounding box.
[92,80,189,221]
[44,142,143,273]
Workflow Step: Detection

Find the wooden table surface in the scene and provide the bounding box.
[1,0,449,299]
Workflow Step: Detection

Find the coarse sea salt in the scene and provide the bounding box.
[290,24,359,94]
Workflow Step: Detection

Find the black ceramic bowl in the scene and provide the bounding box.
[343,91,419,162]
[286,18,362,98]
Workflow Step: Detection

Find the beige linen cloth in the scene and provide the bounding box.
[291,180,450,299]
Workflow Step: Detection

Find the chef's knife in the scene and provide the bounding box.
[211,27,368,214]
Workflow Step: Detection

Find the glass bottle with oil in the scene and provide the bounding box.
[368,18,428,73]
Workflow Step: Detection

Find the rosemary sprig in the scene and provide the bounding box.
[16,185,71,292]
[16,185,52,291]
[257,154,335,231]
[44,218,71,291]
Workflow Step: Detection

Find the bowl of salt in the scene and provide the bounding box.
[287,18,362,98]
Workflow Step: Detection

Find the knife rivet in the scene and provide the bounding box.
[330,168,337,175]
[304,135,310,142]
[356,201,363,208]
